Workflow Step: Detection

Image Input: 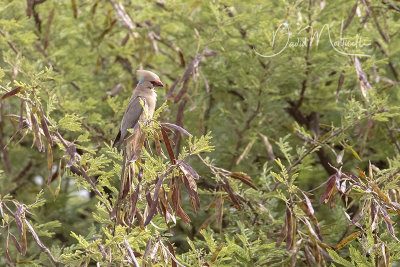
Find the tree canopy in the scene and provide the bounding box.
[1,0,400,266]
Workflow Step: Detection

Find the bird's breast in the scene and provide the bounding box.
[138,90,156,118]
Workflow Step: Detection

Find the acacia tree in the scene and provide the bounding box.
[1,0,400,266]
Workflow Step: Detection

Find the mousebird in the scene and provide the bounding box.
[113,70,163,148]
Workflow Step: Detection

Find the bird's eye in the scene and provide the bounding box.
[150,81,163,87]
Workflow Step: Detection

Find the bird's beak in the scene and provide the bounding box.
[156,81,163,87]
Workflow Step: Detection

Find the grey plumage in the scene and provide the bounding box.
[113,70,163,148]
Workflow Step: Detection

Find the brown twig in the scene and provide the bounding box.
[228,86,262,170]
[364,0,389,43]
[374,41,399,81]
[287,145,320,173]
[286,101,336,175]
[0,126,11,173]
[295,0,312,110]
[203,85,214,134]
[385,121,400,154]
[173,99,187,155]
[109,0,136,32]
[35,43,81,90]
[0,29,20,55]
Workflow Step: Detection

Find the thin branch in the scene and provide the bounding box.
[295,0,313,110]
[0,29,20,55]
[364,0,389,43]
[109,1,136,32]
[35,43,81,90]
[385,121,400,154]
[286,102,336,175]
[228,86,262,170]
[24,218,60,266]
[173,99,187,155]
[0,127,11,173]
[6,104,112,214]
[374,41,399,81]
[287,145,320,173]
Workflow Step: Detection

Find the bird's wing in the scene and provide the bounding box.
[113,96,147,147]
[121,96,147,139]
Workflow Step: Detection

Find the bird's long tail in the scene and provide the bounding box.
[112,148,126,235]
[113,129,144,234]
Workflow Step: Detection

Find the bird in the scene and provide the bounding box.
[112,70,163,226]
[113,70,163,149]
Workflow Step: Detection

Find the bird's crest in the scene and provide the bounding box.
[136,70,161,83]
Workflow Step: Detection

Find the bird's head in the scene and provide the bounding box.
[137,70,163,88]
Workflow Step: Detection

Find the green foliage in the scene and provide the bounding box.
[1,0,400,266]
